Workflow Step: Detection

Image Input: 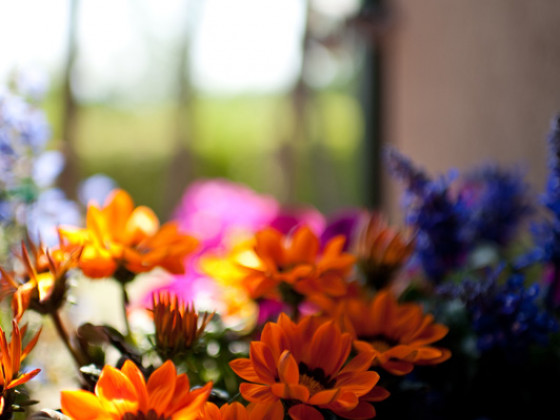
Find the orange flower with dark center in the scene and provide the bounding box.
[200,401,284,420]
[0,241,80,321]
[0,320,41,414]
[238,226,355,303]
[59,189,198,280]
[229,313,388,419]
[354,213,414,289]
[335,289,451,375]
[151,291,214,359]
[61,359,212,420]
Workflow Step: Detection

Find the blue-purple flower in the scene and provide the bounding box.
[458,164,533,246]
[385,147,466,282]
[438,266,558,355]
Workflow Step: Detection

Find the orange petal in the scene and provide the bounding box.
[229,358,262,383]
[164,374,191,414]
[147,359,176,413]
[362,385,390,402]
[10,321,22,379]
[370,290,395,335]
[322,235,346,257]
[341,349,374,373]
[121,360,148,413]
[270,383,310,402]
[415,348,452,365]
[202,402,221,420]
[239,383,277,403]
[95,366,138,416]
[380,359,414,375]
[80,245,117,278]
[6,368,41,389]
[315,272,348,297]
[307,388,340,405]
[220,402,249,420]
[61,390,109,420]
[247,401,284,420]
[288,226,319,264]
[124,206,160,244]
[331,400,376,420]
[170,381,212,420]
[250,342,277,384]
[36,272,55,302]
[335,371,379,397]
[20,327,43,361]
[384,344,417,360]
[330,390,358,410]
[102,189,134,235]
[287,404,324,420]
[408,324,449,346]
[260,322,289,361]
[308,322,350,377]
[255,229,284,265]
[277,350,299,385]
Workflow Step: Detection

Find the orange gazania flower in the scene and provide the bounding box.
[59,189,198,280]
[151,291,214,359]
[200,401,284,420]
[354,213,415,289]
[237,226,356,302]
[229,313,388,420]
[61,359,212,420]
[0,320,42,414]
[0,241,80,321]
[337,289,451,375]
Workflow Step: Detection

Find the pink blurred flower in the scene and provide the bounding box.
[136,178,335,328]
[173,178,280,252]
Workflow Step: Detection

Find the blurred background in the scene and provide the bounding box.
[1,0,560,221]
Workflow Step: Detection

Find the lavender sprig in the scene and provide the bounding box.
[385,147,466,282]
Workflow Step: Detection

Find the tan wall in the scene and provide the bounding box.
[381,0,560,220]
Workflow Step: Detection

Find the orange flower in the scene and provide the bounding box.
[59,189,198,280]
[0,320,41,414]
[238,226,355,302]
[200,401,283,420]
[229,313,388,419]
[336,289,451,375]
[151,291,214,359]
[0,241,80,321]
[61,359,212,420]
[354,213,414,289]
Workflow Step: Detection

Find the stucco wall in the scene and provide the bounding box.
[381,0,560,219]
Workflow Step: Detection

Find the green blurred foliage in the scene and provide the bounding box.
[43,91,364,219]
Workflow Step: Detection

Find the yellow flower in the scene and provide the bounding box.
[60,189,198,280]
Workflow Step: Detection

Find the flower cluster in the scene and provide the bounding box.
[0,177,453,420]
[1,81,560,420]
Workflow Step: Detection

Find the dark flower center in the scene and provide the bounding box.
[298,363,336,394]
[122,410,170,420]
[361,335,399,352]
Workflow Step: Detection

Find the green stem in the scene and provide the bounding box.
[50,310,87,367]
[121,283,132,340]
